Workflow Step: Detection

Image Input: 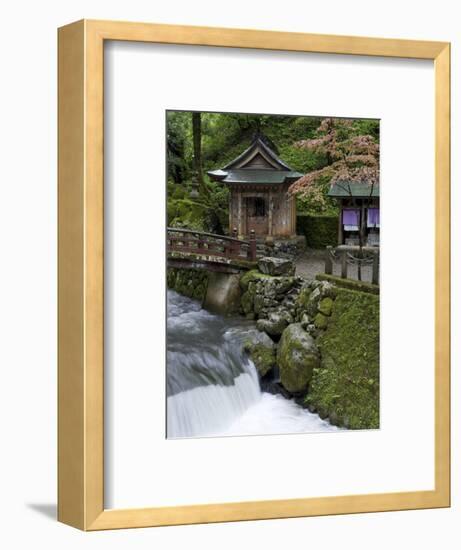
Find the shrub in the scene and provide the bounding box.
[297,213,338,249]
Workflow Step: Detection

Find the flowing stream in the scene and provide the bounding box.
[167,290,338,438]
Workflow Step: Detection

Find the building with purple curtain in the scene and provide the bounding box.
[328,181,380,247]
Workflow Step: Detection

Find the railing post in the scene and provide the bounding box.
[341,250,347,279]
[358,249,362,282]
[372,251,379,285]
[230,227,238,258]
[325,246,333,275]
[249,230,256,261]
[197,230,204,254]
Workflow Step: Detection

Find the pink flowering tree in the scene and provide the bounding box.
[290,118,379,255]
[289,118,379,211]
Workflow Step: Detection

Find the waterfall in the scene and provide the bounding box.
[167,371,260,438]
[167,290,339,439]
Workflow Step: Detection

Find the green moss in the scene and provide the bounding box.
[314,312,329,329]
[277,324,320,394]
[167,267,209,301]
[241,289,254,314]
[305,287,380,429]
[167,198,209,230]
[244,341,276,377]
[318,297,333,316]
[295,287,312,309]
[316,273,379,295]
[239,269,274,291]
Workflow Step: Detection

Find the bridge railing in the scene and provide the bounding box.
[167,227,257,262]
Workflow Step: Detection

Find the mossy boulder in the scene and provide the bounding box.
[243,331,276,377]
[277,323,320,393]
[295,286,312,309]
[314,312,329,329]
[274,277,295,295]
[318,297,333,316]
[258,256,295,276]
[256,310,292,337]
[239,269,273,291]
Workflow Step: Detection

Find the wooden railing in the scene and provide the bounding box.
[167,227,257,262]
[325,245,379,285]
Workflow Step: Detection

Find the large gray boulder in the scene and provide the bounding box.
[258,256,295,276]
[277,323,320,393]
[256,310,292,337]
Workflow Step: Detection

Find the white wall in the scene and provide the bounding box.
[0,0,458,548]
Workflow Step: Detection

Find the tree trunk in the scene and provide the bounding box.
[192,112,208,197]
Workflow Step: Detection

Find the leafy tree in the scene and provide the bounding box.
[289,118,379,213]
[192,112,210,198]
[290,117,379,263]
[166,111,190,183]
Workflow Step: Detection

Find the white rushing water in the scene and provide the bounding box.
[167,290,339,438]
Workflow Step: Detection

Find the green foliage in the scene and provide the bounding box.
[305,287,380,429]
[295,175,339,214]
[278,144,327,174]
[167,197,208,231]
[166,111,193,182]
[352,118,380,140]
[296,214,339,249]
[166,110,379,231]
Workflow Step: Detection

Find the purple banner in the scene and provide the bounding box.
[342,209,360,226]
[367,208,380,227]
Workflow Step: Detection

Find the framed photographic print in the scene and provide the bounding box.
[58,20,450,530]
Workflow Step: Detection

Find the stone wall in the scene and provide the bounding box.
[167,267,209,302]
[241,259,379,430]
[255,235,306,259]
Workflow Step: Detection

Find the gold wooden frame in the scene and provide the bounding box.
[58,19,451,531]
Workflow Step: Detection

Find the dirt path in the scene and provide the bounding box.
[295,250,374,283]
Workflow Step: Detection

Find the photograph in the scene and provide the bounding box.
[166,110,380,438]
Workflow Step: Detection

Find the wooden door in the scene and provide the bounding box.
[245,197,268,236]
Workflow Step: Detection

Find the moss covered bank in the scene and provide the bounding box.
[305,288,380,429]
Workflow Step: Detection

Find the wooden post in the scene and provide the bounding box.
[357,245,362,282]
[338,206,343,245]
[268,191,273,237]
[249,230,257,261]
[325,246,333,275]
[237,191,242,237]
[372,251,379,285]
[293,196,297,236]
[197,229,205,254]
[231,227,238,258]
[341,250,347,279]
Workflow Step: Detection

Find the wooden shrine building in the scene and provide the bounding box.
[328,181,380,247]
[208,135,303,240]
